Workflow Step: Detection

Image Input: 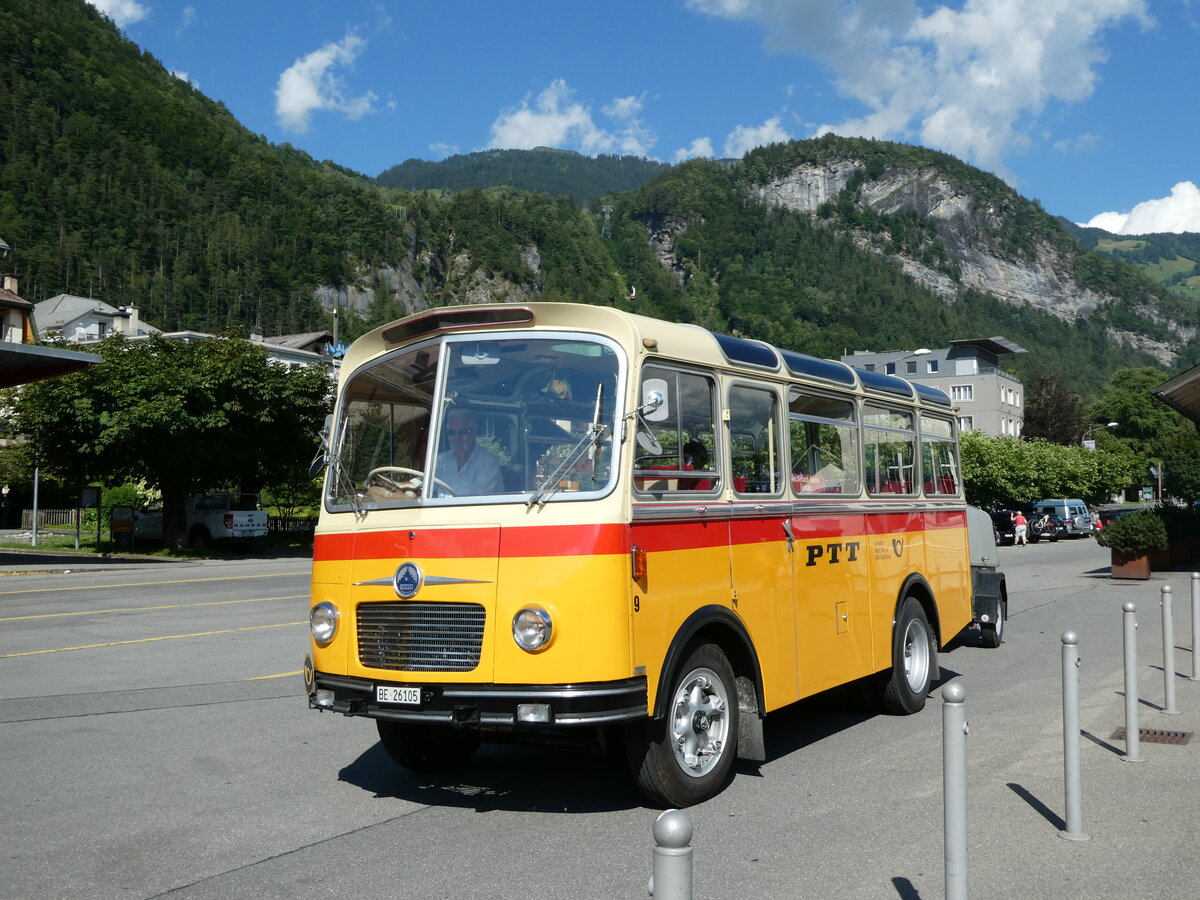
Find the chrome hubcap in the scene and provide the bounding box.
[902,618,931,692]
[670,667,730,778]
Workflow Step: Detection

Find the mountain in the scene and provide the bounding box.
[0,0,403,335]
[1060,219,1200,306]
[2,0,1196,394]
[376,148,669,208]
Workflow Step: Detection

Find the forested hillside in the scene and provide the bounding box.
[376,148,668,208]
[0,0,403,335]
[1063,219,1200,305]
[2,0,1196,395]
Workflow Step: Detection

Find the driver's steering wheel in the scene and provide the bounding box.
[365,466,456,497]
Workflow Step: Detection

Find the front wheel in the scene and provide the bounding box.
[628,642,739,807]
[376,721,480,772]
[880,597,936,714]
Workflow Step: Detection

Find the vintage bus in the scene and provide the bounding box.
[304,302,1005,806]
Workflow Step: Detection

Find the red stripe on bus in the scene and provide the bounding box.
[313,523,628,561]
[314,510,966,560]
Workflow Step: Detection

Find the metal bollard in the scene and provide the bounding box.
[648,809,692,900]
[1122,602,1143,763]
[1060,632,1090,841]
[942,681,969,900]
[1161,585,1180,715]
[1191,573,1200,682]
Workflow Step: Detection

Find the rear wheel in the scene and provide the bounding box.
[981,598,1005,649]
[376,721,480,772]
[628,642,739,807]
[881,597,936,714]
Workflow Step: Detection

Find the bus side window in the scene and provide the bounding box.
[919,416,960,496]
[864,405,916,495]
[728,385,780,495]
[788,389,860,496]
[633,366,718,494]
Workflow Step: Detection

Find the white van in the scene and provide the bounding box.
[1033,498,1094,537]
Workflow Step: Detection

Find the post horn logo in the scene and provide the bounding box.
[892,538,904,557]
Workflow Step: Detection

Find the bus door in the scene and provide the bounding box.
[788,389,873,695]
[630,365,729,707]
[726,383,798,710]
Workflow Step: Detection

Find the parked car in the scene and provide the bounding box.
[1032,498,1094,538]
[1097,506,1147,529]
[990,509,1016,545]
[133,492,269,549]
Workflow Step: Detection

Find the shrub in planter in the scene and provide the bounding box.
[1094,511,1168,555]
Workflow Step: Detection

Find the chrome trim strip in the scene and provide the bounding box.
[353,575,492,587]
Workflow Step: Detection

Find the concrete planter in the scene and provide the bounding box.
[1110,549,1152,580]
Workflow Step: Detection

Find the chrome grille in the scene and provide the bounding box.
[357,602,485,672]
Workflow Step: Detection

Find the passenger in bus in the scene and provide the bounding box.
[680,441,712,490]
[435,408,503,495]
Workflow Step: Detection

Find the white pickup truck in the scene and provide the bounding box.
[133,493,269,549]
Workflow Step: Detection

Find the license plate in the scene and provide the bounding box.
[376,685,420,705]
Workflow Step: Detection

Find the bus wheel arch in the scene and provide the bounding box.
[880,577,940,715]
[628,608,765,806]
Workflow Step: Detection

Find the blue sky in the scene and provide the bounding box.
[90,0,1200,233]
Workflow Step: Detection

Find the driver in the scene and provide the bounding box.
[435,408,503,495]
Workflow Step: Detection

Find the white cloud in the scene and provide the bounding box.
[1082,182,1200,234]
[723,116,791,158]
[87,0,149,27]
[674,137,715,163]
[429,142,459,159]
[488,80,657,156]
[178,6,196,33]
[275,33,377,134]
[689,0,1151,178]
[170,70,198,89]
[488,80,609,153]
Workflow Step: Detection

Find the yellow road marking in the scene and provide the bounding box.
[0,595,306,623]
[247,670,303,680]
[1,621,307,658]
[0,573,296,597]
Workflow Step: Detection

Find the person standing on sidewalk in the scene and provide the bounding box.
[1013,510,1028,546]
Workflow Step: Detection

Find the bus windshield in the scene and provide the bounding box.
[328,334,622,509]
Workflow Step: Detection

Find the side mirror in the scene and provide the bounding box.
[308,414,333,478]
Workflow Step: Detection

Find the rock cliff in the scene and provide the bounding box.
[744,159,1191,364]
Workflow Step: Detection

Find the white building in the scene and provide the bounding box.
[31,295,160,342]
[842,337,1027,438]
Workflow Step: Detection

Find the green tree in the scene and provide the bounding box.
[1021,371,1087,444]
[1090,367,1180,460]
[1163,421,1200,503]
[4,334,331,548]
[960,431,1138,508]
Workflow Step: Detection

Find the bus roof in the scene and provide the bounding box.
[343,302,953,412]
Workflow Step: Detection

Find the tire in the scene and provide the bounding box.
[880,597,936,714]
[628,642,739,807]
[376,721,480,772]
[189,527,211,551]
[980,598,1005,649]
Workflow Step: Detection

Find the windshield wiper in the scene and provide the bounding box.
[527,385,607,509]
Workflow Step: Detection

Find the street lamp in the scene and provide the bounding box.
[888,348,931,375]
[1080,421,1118,448]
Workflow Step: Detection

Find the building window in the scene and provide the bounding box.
[926,360,939,374]
[1014,392,1021,407]
[885,362,896,375]
[951,384,973,402]
[864,364,875,372]
[958,416,973,431]
[905,360,917,374]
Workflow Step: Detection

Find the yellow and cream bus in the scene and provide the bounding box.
[304,302,1005,806]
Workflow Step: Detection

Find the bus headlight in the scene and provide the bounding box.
[512,607,552,652]
[310,602,339,645]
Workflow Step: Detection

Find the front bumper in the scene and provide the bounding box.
[303,657,647,728]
